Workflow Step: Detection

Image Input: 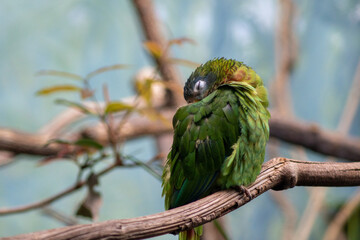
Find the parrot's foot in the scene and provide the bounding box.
[234,185,253,200]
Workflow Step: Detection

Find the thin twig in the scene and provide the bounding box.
[295,58,360,240]
[0,162,119,215]
[320,58,360,239]
[323,190,360,240]
[42,206,79,226]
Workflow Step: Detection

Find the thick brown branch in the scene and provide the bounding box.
[3,158,360,240]
[269,114,360,162]
[1,110,359,161]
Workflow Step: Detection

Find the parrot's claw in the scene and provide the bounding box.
[234,185,253,200]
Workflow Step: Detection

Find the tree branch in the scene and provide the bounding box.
[269,113,360,162]
[3,158,360,240]
[1,109,360,161]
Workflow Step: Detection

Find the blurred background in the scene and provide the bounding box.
[0,0,360,239]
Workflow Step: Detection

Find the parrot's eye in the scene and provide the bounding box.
[194,80,206,93]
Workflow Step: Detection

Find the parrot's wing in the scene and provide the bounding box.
[217,82,270,188]
[162,88,241,209]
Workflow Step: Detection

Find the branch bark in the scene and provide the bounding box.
[269,113,360,162]
[3,158,360,240]
[1,109,360,161]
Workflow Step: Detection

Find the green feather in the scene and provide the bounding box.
[162,58,270,240]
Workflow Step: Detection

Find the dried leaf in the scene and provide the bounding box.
[168,37,196,46]
[55,99,94,114]
[36,85,81,96]
[85,64,129,80]
[80,88,94,99]
[35,70,83,81]
[76,174,102,220]
[104,101,134,114]
[143,41,162,59]
[168,58,200,68]
[74,138,103,150]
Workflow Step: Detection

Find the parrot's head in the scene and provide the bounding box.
[183,69,217,103]
[183,58,237,103]
[183,58,268,107]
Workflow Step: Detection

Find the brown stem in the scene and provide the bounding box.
[272,0,297,116]
[295,58,360,240]
[131,0,184,106]
[3,158,360,240]
[323,190,360,240]
[42,207,79,226]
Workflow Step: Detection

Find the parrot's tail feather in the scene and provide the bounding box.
[179,226,202,240]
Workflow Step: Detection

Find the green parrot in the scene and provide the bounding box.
[162,58,270,240]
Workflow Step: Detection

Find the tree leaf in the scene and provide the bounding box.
[135,78,160,106]
[35,70,83,81]
[143,41,162,59]
[55,99,93,114]
[74,138,103,150]
[168,58,200,68]
[36,85,82,96]
[104,101,134,114]
[85,64,129,80]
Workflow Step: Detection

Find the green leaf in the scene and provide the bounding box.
[85,64,129,80]
[36,85,82,96]
[55,99,93,114]
[74,138,103,150]
[104,101,134,114]
[35,70,83,81]
[135,78,159,105]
